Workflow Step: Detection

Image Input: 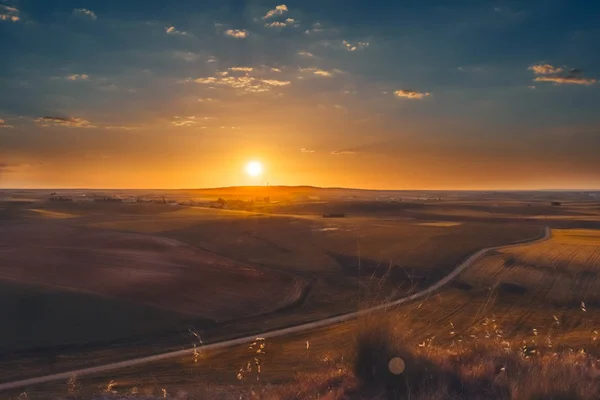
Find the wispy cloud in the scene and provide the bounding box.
[0,118,14,128]
[299,68,342,77]
[342,40,370,52]
[0,4,19,22]
[529,64,597,85]
[172,116,197,127]
[173,51,200,62]
[331,150,355,155]
[35,116,94,128]
[394,89,431,99]
[300,148,315,153]
[534,75,597,85]
[0,162,31,173]
[73,8,97,20]
[229,67,253,72]
[66,74,89,81]
[224,29,249,38]
[305,22,326,35]
[298,51,314,57]
[165,26,187,35]
[263,5,288,19]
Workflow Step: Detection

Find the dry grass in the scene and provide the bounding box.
[30,318,600,400]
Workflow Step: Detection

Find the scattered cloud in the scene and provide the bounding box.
[66,74,89,81]
[73,8,97,20]
[265,21,286,28]
[300,148,315,153]
[394,89,431,99]
[224,29,249,38]
[198,98,217,102]
[173,51,200,62]
[298,51,314,57]
[172,116,197,127]
[0,118,14,128]
[529,64,564,75]
[0,4,19,22]
[305,22,325,35]
[529,64,597,85]
[300,68,342,77]
[342,40,370,52]
[229,67,253,72]
[263,5,288,19]
[35,116,94,128]
[528,85,536,89]
[193,75,290,93]
[166,26,187,35]
[331,150,355,155]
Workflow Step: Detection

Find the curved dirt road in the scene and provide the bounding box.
[0,226,550,392]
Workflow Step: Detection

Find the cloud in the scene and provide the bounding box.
[342,40,370,52]
[193,75,290,93]
[224,29,249,38]
[66,74,89,81]
[166,26,187,35]
[300,68,342,77]
[529,64,564,75]
[394,89,431,99]
[103,125,139,131]
[534,75,597,85]
[0,162,28,173]
[265,21,286,28]
[35,116,94,128]
[305,22,326,35]
[173,51,200,62]
[73,8,97,20]
[229,67,253,72]
[331,150,355,155]
[263,5,288,19]
[0,118,14,128]
[0,4,19,22]
[529,64,597,85]
[300,148,315,153]
[298,51,314,57]
[172,116,197,127]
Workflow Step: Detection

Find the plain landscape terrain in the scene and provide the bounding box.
[1,187,600,398]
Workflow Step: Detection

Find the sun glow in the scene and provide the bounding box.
[245,160,263,177]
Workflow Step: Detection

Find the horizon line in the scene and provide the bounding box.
[2,185,600,192]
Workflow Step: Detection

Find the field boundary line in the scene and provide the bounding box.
[0,226,550,392]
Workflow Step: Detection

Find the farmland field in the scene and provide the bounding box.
[1,188,600,397]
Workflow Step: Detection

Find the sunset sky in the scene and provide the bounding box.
[1,0,599,189]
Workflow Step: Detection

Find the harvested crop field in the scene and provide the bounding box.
[0,223,305,322]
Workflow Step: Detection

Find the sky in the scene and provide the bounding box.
[1,0,599,190]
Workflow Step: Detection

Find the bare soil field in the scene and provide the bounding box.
[0,223,305,327]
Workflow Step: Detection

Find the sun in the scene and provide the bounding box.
[245,160,263,177]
